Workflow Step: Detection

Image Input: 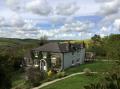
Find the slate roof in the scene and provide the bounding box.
[32,42,84,53]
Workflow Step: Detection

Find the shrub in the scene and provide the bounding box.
[26,67,47,87]
[15,87,22,89]
[56,72,65,78]
[83,68,92,76]
[84,72,120,89]
[47,70,53,77]
[0,57,12,89]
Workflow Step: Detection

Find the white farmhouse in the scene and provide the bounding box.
[24,42,85,71]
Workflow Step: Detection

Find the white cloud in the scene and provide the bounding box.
[78,32,93,40]
[26,0,52,16]
[100,33,106,38]
[50,15,66,25]
[0,19,95,39]
[5,0,22,11]
[59,21,94,33]
[98,26,115,37]
[25,0,79,16]
[37,21,95,39]
[65,16,74,24]
[0,14,24,27]
[49,16,75,27]
[99,12,120,27]
[0,17,5,26]
[100,27,108,32]
[24,20,94,39]
[55,2,79,16]
[113,19,120,31]
[95,0,120,32]
[0,17,4,21]
[97,0,120,16]
[22,22,35,31]
[11,14,25,27]
[95,0,114,3]
[5,0,18,6]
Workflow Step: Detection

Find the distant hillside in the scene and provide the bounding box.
[0,38,91,56]
[0,38,73,46]
[0,38,41,56]
[0,38,40,46]
[0,38,91,48]
[0,38,71,54]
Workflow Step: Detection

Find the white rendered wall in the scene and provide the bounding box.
[63,48,85,69]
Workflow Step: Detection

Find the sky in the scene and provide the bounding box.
[0,0,120,40]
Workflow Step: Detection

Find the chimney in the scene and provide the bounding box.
[68,41,72,51]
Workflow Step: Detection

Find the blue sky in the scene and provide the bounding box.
[0,0,120,40]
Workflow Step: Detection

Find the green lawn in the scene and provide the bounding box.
[12,61,116,89]
[66,61,115,74]
[40,74,102,89]
[0,42,13,46]
[40,61,115,89]
[11,71,26,89]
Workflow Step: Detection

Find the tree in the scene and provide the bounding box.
[91,34,102,45]
[26,67,47,87]
[84,62,120,89]
[0,55,12,89]
[88,34,106,57]
[0,67,12,89]
[39,35,48,46]
[105,34,120,61]
[84,34,120,89]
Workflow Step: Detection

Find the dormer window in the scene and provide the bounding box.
[34,59,39,67]
[43,56,47,59]
[34,51,38,58]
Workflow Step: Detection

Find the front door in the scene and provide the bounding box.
[40,59,47,71]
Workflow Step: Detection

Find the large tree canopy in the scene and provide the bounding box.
[105,34,120,61]
[0,56,12,89]
[88,34,106,57]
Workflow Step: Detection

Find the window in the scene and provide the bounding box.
[34,59,39,67]
[72,52,74,55]
[77,50,79,53]
[76,59,80,64]
[34,51,38,58]
[72,60,74,66]
[34,59,37,65]
[77,59,79,62]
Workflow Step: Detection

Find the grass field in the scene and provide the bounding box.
[40,74,102,89]
[12,61,116,89]
[66,61,115,74]
[40,61,116,89]
[11,71,25,88]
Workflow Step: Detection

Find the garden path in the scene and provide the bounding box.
[32,72,97,89]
